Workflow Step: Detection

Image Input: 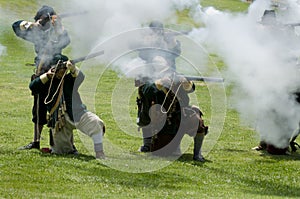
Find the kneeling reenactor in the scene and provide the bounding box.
[136,56,208,161]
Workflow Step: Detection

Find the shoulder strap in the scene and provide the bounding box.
[49,80,64,116]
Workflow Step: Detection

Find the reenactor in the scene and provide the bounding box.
[12,5,71,150]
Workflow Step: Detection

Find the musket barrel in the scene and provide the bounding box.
[70,50,104,64]
[58,11,88,18]
[184,75,224,83]
[284,23,300,27]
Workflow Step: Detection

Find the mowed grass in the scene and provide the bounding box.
[1,0,300,198]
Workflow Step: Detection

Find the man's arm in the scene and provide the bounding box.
[29,70,52,93]
[50,17,71,50]
[54,30,71,50]
[12,20,41,42]
[66,60,85,90]
[164,35,181,56]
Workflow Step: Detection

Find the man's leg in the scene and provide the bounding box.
[33,123,43,142]
[75,112,105,159]
[51,115,75,155]
[19,93,48,150]
[290,123,300,152]
[193,133,205,162]
[252,139,267,151]
[139,127,152,152]
[18,123,42,150]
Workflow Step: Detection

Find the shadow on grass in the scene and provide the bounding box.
[85,161,200,190]
[227,166,299,197]
[39,150,97,161]
[178,153,213,165]
[224,148,250,153]
[209,149,300,197]
[257,150,300,162]
[207,165,300,198]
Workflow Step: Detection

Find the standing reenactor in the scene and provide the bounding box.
[253,9,300,154]
[12,5,71,150]
[138,20,181,69]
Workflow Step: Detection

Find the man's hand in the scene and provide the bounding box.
[164,35,177,49]
[66,60,79,77]
[179,76,193,91]
[66,60,75,72]
[47,67,55,79]
[20,21,41,30]
[155,77,171,91]
[51,15,64,34]
[39,67,54,84]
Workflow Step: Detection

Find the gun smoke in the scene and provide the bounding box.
[0,44,5,57]
[57,0,300,148]
[10,0,300,149]
[190,0,300,148]
[56,0,205,77]
[59,0,183,56]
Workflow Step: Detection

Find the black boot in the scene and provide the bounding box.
[18,141,40,150]
[139,128,152,152]
[139,137,152,152]
[193,133,205,162]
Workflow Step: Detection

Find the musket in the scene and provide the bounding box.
[54,50,104,71]
[40,11,88,25]
[134,74,224,87]
[183,75,224,83]
[58,10,88,19]
[165,30,191,37]
[70,50,104,64]
[284,23,300,27]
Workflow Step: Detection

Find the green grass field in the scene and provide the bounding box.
[1,0,300,198]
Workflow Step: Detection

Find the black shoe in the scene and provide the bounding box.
[18,142,40,150]
[139,145,150,152]
[72,145,79,155]
[252,144,267,151]
[290,141,300,152]
[193,156,205,162]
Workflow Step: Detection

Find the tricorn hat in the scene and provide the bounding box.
[261,10,277,25]
[149,20,164,35]
[34,5,56,21]
[50,54,69,66]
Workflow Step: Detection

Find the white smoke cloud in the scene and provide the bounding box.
[0,44,6,58]
[38,0,300,149]
[56,0,208,79]
[172,0,200,11]
[58,0,180,56]
[190,0,300,148]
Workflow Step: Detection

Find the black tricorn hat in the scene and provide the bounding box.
[50,54,69,66]
[149,20,164,30]
[263,10,276,17]
[34,5,56,21]
[261,10,276,23]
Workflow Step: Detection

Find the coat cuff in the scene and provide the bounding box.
[20,21,33,30]
[70,67,79,77]
[182,81,193,91]
[40,73,49,84]
[155,80,163,90]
